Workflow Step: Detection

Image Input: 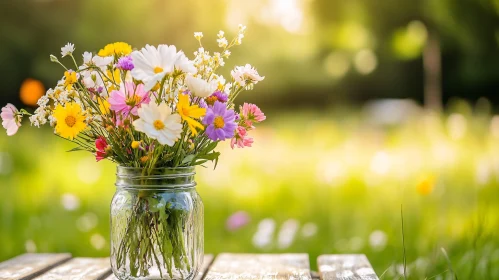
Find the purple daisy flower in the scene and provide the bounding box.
[205,91,228,106]
[116,55,134,71]
[203,101,237,141]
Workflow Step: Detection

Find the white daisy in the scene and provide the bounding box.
[175,51,197,74]
[130,44,178,91]
[133,101,182,146]
[61,43,75,57]
[185,75,217,98]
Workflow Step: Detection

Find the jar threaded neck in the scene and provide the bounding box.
[115,166,196,190]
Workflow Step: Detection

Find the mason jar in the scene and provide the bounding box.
[110,166,203,280]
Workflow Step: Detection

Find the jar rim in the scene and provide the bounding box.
[117,165,195,171]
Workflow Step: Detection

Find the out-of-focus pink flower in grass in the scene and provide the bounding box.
[226,211,250,231]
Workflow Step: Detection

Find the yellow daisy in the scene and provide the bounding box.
[177,94,206,136]
[53,102,87,140]
[98,42,132,57]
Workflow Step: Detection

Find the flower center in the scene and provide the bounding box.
[125,95,142,106]
[206,96,218,106]
[214,116,225,129]
[153,120,165,130]
[153,66,163,74]
[65,116,76,127]
[182,108,190,116]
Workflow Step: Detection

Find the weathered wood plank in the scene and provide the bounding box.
[204,253,312,280]
[317,254,378,280]
[33,258,111,280]
[0,253,72,280]
[104,254,214,280]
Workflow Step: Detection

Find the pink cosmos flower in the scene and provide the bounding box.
[108,82,151,117]
[231,126,254,149]
[1,103,21,136]
[231,64,264,88]
[240,103,266,129]
[95,136,109,161]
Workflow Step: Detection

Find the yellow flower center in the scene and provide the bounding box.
[125,95,142,106]
[182,108,190,116]
[153,120,165,130]
[65,116,76,127]
[214,116,225,129]
[206,96,218,106]
[154,66,163,74]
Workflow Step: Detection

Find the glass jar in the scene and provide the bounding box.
[110,166,203,280]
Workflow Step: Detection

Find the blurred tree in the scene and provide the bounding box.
[312,0,499,107]
[0,0,498,108]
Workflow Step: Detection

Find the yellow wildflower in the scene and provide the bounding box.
[417,175,435,196]
[63,71,77,90]
[140,155,149,163]
[53,102,87,140]
[177,94,206,136]
[98,97,110,114]
[104,69,121,85]
[131,141,141,149]
[98,42,132,57]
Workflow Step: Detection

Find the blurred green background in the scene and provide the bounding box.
[1,0,499,279]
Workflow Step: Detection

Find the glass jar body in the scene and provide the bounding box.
[110,167,203,280]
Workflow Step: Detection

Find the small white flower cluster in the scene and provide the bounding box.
[217,31,228,48]
[61,42,75,57]
[235,24,246,45]
[79,52,114,91]
[194,32,203,41]
[29,72,87,127]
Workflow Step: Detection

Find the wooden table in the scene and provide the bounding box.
[0,253,379,279]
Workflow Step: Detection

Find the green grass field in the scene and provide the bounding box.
[1,108,498,279]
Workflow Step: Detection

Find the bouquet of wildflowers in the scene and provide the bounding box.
[2,24,264,164]
[1,25,265,278]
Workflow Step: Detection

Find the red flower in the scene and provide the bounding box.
[95,136,109,161]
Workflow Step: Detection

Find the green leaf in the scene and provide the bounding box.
[148,197,166,213]
[66,147,86,153]
[198,151,220,161]
[214,154,220,169]
[181,154,195,165]
[205,141,219,153]
[192,159,209,165]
